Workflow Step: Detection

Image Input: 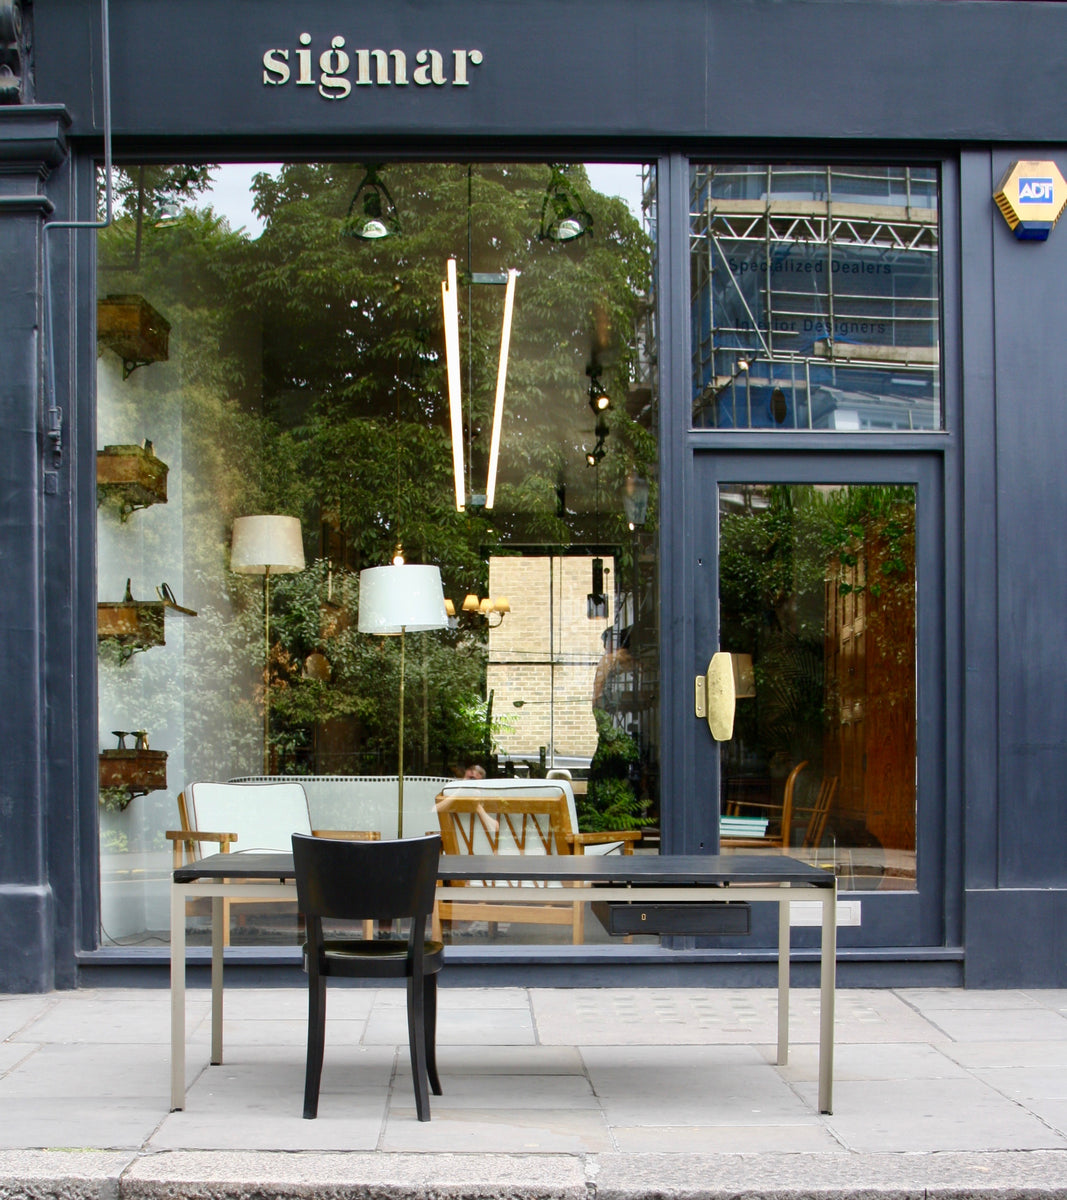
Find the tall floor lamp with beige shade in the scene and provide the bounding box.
[358,563,448,836]
[230,515,305,773]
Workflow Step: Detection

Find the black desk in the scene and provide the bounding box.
[171,852,836,1114]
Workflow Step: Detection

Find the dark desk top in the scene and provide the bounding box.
[174,851,834,889]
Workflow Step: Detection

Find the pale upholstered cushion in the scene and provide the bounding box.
[186,781,312,855]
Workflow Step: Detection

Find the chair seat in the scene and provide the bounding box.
[318,938,444,978]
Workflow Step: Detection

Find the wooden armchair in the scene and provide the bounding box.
[166,781,378,944]
[720,761,838,854]
[433,779,641,944]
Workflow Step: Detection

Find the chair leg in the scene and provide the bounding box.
[425,974,441,1096]
[571,900,585,945]
[303,975,326,1119]
[407,976,431,1121]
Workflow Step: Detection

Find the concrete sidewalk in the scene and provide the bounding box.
[2,984,1067,1198]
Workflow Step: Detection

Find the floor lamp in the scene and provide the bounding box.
[230,515,305,774]
[358,563,448,837]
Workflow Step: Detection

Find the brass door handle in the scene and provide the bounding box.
[694,653,754,741]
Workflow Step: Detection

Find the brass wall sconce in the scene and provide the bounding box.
[445,593,511,627]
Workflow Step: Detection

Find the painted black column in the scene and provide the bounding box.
[0,106,71,991]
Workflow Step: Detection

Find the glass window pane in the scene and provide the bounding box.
[718,484,917,889]
[691,164,941,430]
[96,161,660,950]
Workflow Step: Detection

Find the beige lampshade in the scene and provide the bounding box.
[230,516,305,575]
[461,593,480,613]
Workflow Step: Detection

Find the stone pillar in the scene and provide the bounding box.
[0,105,71,991]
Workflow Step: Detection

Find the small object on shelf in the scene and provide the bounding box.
[97,294,171,379]
[155,582,197,616]
[99,744,168,809]
[97,442,168,519]
[98,582,197,662]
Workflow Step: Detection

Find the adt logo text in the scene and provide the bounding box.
[1019,178,1054,203]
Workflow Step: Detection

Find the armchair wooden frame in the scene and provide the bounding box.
[433,784,640,944]
[166,782,379,945]
[720,761,838,855]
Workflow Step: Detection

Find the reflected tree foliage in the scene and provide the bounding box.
[97,161,654,783]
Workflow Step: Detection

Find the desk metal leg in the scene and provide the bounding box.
[777,889,790,1065]
[211,894,224,1065]
[169,882,186,1111]
[818,880,837,1114]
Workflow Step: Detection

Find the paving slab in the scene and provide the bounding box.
[4,987,1067,1200]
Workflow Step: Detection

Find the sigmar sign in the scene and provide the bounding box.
[262,33,484,99]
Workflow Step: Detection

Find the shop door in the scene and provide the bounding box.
[691,451,945,948]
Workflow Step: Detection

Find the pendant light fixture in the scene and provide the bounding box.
[342,163,401,241]
[441,167,518,512]
[539,163,594,242]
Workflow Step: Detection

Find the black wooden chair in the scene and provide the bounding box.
[291,832,444,1121]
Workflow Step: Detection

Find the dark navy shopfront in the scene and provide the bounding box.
[3,0,1067,991]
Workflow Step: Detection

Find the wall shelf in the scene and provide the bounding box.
[97,443,168,519]
[99,749,168,808]
[97,599,166,658]
[97,294,171,379]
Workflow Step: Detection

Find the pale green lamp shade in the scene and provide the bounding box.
[357,564,448,634]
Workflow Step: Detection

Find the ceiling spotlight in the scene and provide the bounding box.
[587,366,611,414]
[342,163,401,242]
[539,163,593,243]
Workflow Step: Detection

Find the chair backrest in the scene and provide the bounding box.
[185,781,312,855]
[778,760,809,849]
[802,775,838,849]
[292,832,441,924]
[229,774,454,839]
[435,781,575,858]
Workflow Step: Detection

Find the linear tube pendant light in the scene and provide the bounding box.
[442,258,466,511]
[484,268,517,510]
[440,258,518,512]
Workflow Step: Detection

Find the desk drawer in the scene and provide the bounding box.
[591,900,751,936]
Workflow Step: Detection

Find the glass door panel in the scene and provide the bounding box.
[693,452,945,948]
[718,484,916,890]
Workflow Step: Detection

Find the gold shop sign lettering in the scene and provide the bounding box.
[262,34,484,98]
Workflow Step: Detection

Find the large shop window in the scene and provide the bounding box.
[690,164,940,431]
[96,162,659,950]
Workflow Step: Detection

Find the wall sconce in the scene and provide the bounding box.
[342,163,401,241]
[539,163,593,242]
[445,594,511,627]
